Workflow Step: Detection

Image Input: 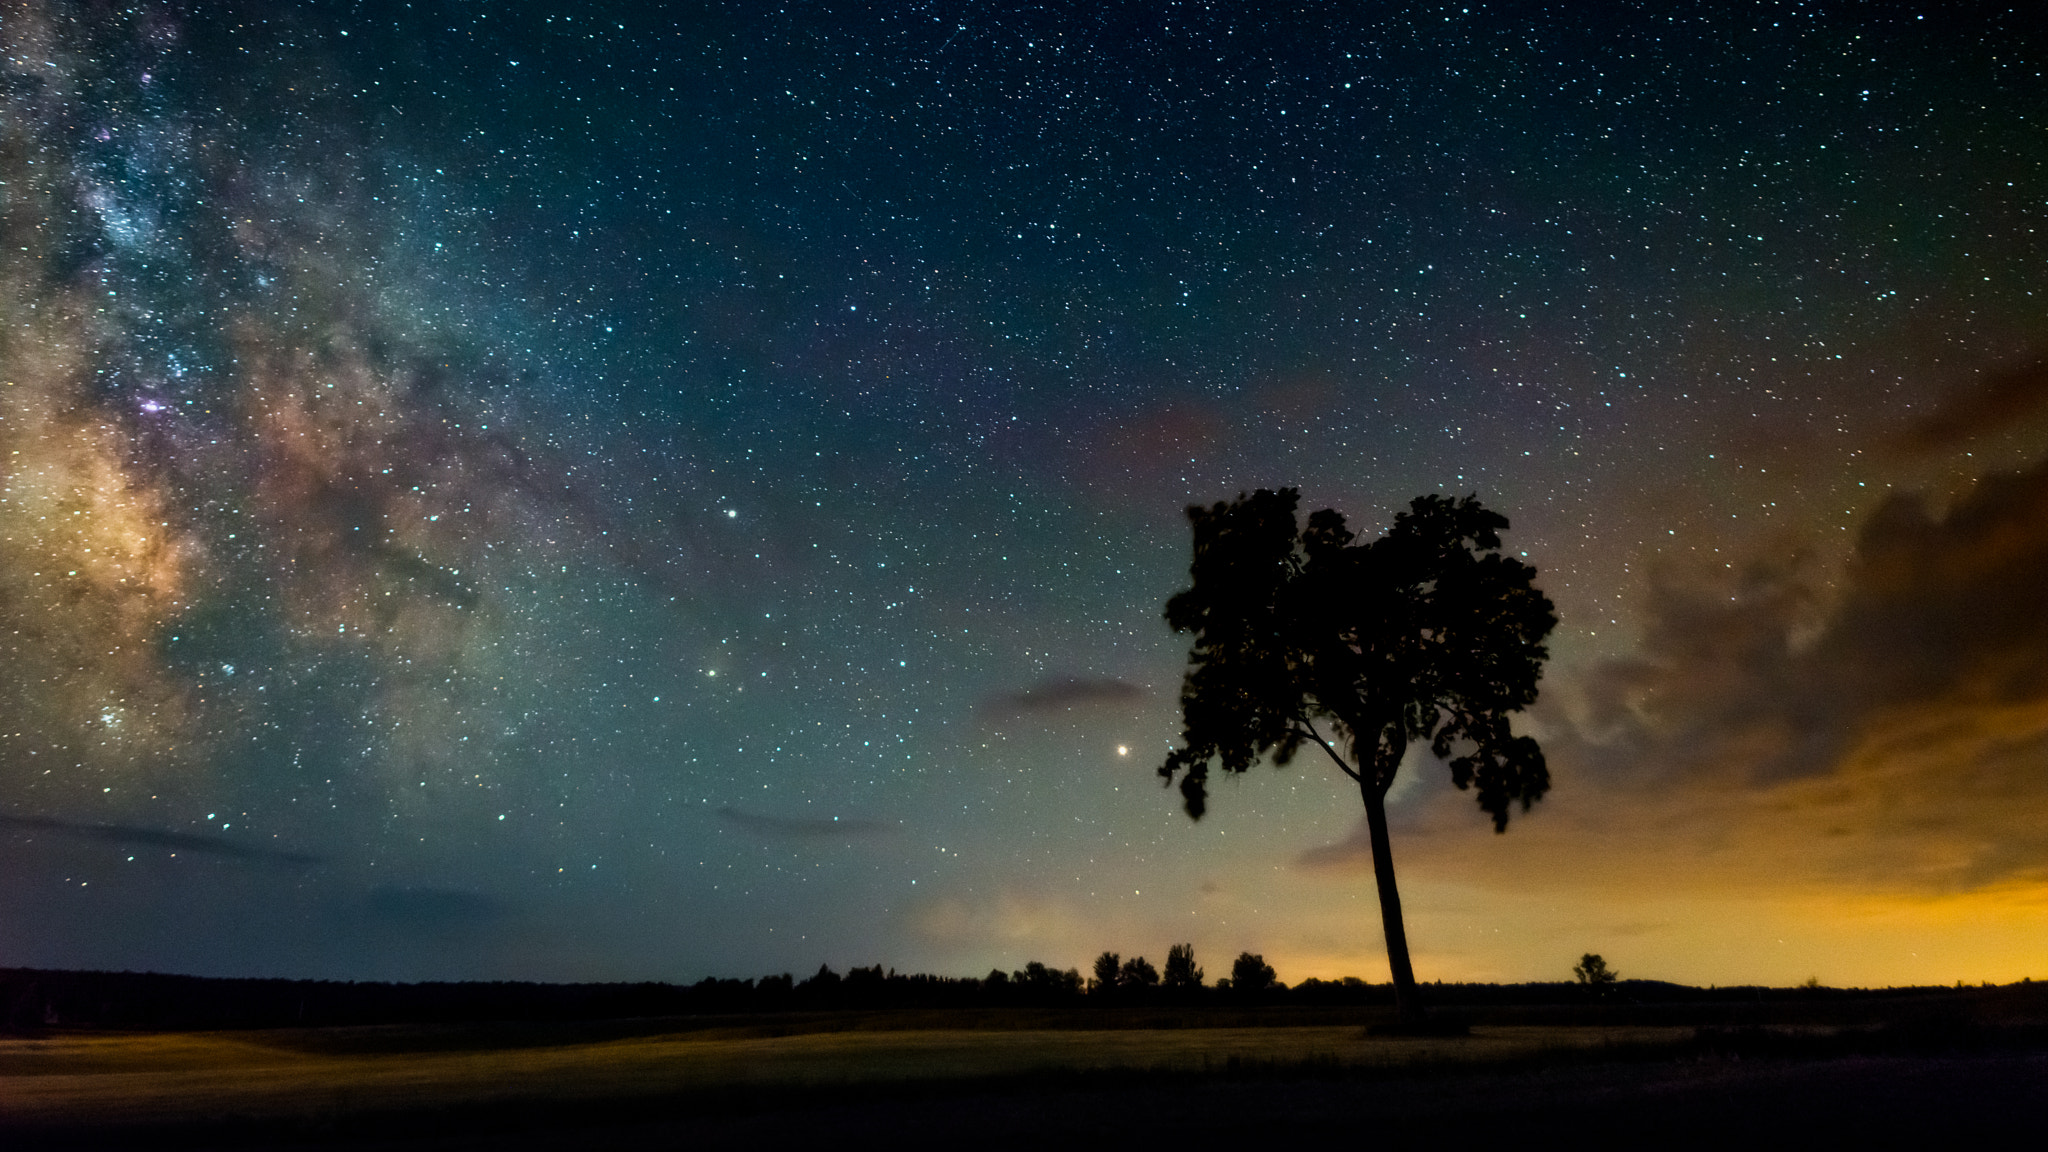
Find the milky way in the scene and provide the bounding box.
[3,1,2043,986]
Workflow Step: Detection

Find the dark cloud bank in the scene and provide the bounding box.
[985,676,1147,718]
[1892,353,2048,454]
[1306,455,2048,893]
[0,814,320,865]
[1579,458,2048,788]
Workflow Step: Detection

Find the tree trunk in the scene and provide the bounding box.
[1361,783,1423,1021]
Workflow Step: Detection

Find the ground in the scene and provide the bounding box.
[4,996,2044,1147]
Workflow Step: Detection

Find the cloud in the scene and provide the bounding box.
[1299,458,2048,897]
[1892,354,2048,454]
[366,886,507,927]
[715,806,895,839]
[0,813,321,865]
[985,676,1147,716]
[1597,463,2048,789]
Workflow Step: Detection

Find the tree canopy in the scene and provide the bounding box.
[1229,951,1278,995]
[1159,488,1555,829]
[1574,953,1618,987]
[1157,488,1556,1020]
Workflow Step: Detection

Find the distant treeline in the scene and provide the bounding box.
[2,963,1995,1033]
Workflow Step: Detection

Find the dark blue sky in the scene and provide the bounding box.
[3,1,2043,987]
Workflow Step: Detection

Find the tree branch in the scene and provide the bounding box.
[1294,719,1360,782]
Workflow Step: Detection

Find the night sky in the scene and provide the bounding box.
[4,1,2043,988]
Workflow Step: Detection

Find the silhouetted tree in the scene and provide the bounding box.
[1118,955,1160,989]
[1162,943,1204,990]
[1012,960,1084,998]
[1574,953,1617,990]
[837,965,880,1007]
[1230,952,1278,995]
[1159,489,1556,1022]
[796,964,842,1004]
[1092,951,1122,993]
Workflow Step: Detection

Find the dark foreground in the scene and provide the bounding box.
[449,1052,2043,1149]
[6,994,2045,1148]
[8,1048,2047,1149]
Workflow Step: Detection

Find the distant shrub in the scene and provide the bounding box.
[1012,960,1083,997]
[1162,944,1204,990]
[1231,952,1277,995]
[1573,953,1617,995]
[1091,951,1121,993]
[1119,955,1160,989]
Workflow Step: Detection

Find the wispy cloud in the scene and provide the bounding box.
[0,813,321,865]
[1892,354,2048,454]
[985,676,1146,717]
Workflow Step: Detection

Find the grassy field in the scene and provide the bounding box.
[4,992,2044,1147]
[0,1022,1680,1123]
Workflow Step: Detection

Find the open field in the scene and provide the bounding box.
[0,1023,1685,1124]
[5,993,2045,1147]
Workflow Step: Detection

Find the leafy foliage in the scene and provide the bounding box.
[1162,943,1204,989]
[1091,951,1121,992]
[1013,960,1085,995]
[1574,953,1617,986]
[1118,955,1160,988]
[1230,951,1278,994]
[1159,488,1556,829]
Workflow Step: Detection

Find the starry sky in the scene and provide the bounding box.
[3,0,2044,988]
